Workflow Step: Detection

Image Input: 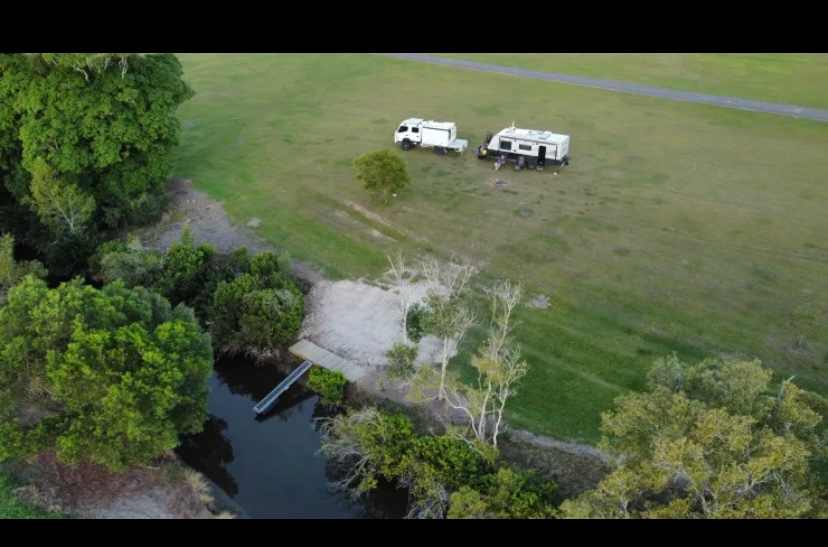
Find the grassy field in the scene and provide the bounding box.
[173,54,828,443]
[438,54,828,109]
[0,471,60,519]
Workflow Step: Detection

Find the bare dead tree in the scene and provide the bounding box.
[418,256,477,400]
[384,251,417,343]
[317,409,379,494]
[433,280,528,449]
[419,255,476,299]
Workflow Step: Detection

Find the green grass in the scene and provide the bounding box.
[0,471,61,519]
[174,54,828,443]
[438,53,828,109]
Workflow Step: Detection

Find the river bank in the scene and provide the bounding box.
[1,452,228,519]
[143,177,612,512]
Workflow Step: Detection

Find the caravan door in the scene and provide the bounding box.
[538,145,546,165]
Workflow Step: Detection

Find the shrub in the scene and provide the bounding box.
[307,367,348,406]
[318,406,557,519]
[158,229,215,305]
[209,275,303,355]
[385,343,418,380]
[406,303,427,342]
[99,246,165,288]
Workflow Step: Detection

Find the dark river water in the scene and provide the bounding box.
[176,356,408,519]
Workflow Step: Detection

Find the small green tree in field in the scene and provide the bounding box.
[353,149,410,204]
[307,367,348,406]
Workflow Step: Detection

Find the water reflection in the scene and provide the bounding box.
[178,416,238,496]
[177,355,407,519]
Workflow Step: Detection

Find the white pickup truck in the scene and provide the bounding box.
[394,118,468,155]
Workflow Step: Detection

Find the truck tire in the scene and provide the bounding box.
[401,139,412,151]
[433,146,446,155]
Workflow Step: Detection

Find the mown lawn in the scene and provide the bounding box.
[173,54,828,442]
[438,53,828,109]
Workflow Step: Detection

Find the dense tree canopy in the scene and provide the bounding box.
[0,53,194,274]
[560,355,828,518]
[0,234,46,303]
[0,276,212,471]
[95,232,304,356]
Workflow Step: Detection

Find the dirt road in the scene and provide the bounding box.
[383,53,828,123]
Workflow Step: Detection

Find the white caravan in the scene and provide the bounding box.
[478,124,571,169]
[394,118,469,154]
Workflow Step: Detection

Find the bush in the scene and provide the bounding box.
[406,304,427,342]
[157,229,215,305]
[318,406,557,519]
[352,149,410,205]
[385,343,418,380]
[209,274,304,355]
[307,367,348,406]
[99,246,165,288]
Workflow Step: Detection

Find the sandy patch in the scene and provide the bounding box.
[301,279,452,369]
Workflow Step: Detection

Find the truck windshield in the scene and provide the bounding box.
[398,126,408,133]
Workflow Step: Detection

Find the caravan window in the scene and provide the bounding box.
[398,126,408,133]
[518,144,532,151]
[500,140,512,151]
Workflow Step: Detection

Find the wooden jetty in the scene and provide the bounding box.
[252,359,313,415]
[253,340,367,414]
[288,339,367,382]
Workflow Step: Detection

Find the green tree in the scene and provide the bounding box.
[560,355,825,519]
[0,276,212,471]
[353,149,410,204]
[0,53,194,274]
[0,233,46,303]
[156,229,215,305]
[26,158,95,239]
[447,467,557,519]
[209,253,303,356]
